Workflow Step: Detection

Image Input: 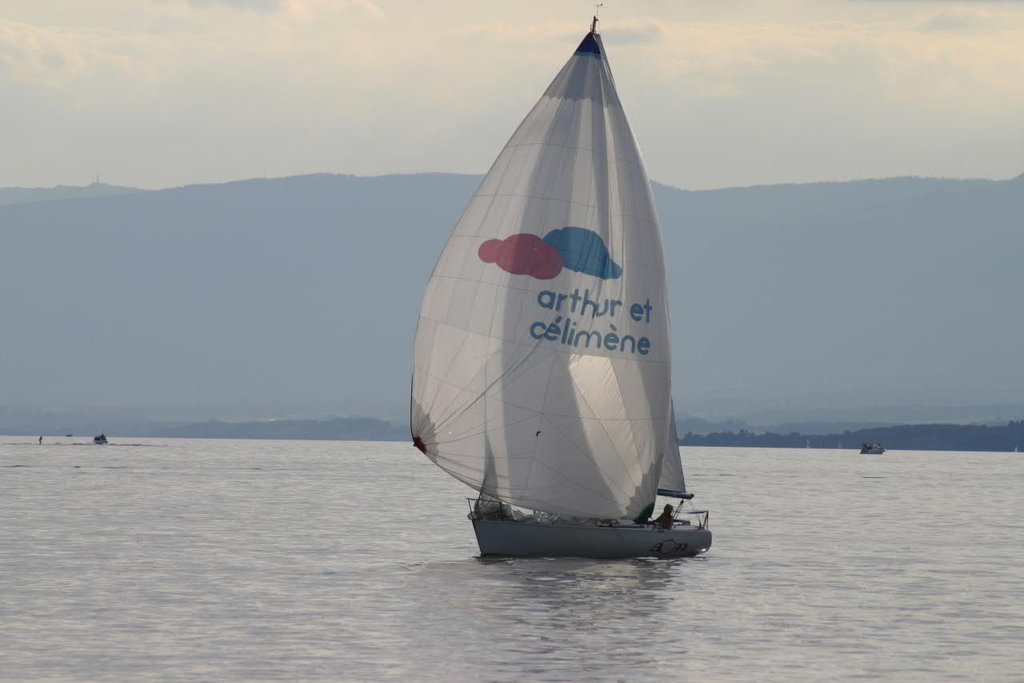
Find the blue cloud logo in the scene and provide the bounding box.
[542,227,622,280]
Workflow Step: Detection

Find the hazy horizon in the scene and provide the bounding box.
[4,168,1024,195]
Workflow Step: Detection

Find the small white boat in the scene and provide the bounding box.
[93,434,108,445]
[410,18,711,559]
[860,442,885,454]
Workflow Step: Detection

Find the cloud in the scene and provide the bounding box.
[604,21,664,46]
[187,0,283,11]
[478,234,563,280]
[542,227,622,280]
[918,8,1009,32]
[1,1,1022,189]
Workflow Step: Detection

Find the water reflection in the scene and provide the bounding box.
[396,557,697,677]
[474,556,679,615]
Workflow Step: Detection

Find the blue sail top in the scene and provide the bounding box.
[575,31,601,56]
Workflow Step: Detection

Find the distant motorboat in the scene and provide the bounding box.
[860,442,885,454]
[93,434,108,445]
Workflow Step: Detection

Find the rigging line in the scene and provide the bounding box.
[432,340,550,434]
[510,352,557,503]
[424,350,661,425]
[417,121,530,418]
[424,337,536,432]
[436,412,543,449]
[498,128,649,172]
[518,420,624,510]
[408,372,421,438]
[530,457,623,511]
[420,330,457,425]
[524,356,632,507]
[419,352,660,422]
[419,311,501,430]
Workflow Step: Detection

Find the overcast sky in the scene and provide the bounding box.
[2,0,1022,190]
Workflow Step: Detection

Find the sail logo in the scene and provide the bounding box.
[478,227,622,280]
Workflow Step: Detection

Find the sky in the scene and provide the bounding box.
[2,0,1023,190]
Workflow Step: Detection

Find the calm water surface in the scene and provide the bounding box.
[1,438,1022,680]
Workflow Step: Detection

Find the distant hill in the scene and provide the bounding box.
[133,416,1024,452]
[8,406,1022,450]
[0,404,177,439]
[0,183,144,207]
[1,172,1022,428]
[675,416,900,436]
[151,416,407,441]
[148,416,1024,452]
[681,419,1024,452]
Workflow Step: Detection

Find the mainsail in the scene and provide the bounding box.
[411,28,672,521]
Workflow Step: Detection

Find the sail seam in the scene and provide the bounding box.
[496,139,646,175]
[560,360,641,506]
[415,320,670,366]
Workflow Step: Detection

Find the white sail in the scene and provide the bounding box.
[411,30,672,521]
[657,404,687,497]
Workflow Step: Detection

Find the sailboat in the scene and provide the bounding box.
[410,18,712,559]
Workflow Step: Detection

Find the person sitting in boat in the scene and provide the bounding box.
[651,504,675,529]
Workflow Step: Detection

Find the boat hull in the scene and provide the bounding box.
[472,519,712,559]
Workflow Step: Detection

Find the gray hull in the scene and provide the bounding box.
[472,519,712,559]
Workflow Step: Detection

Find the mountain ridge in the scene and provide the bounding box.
[2,171,1021,430]
[5,170,1020,207]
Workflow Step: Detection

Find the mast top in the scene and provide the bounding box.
[591,3,602,33]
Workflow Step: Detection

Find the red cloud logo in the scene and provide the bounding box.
[478,234,563,280]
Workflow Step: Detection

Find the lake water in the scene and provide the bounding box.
[1,438,1022,680]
